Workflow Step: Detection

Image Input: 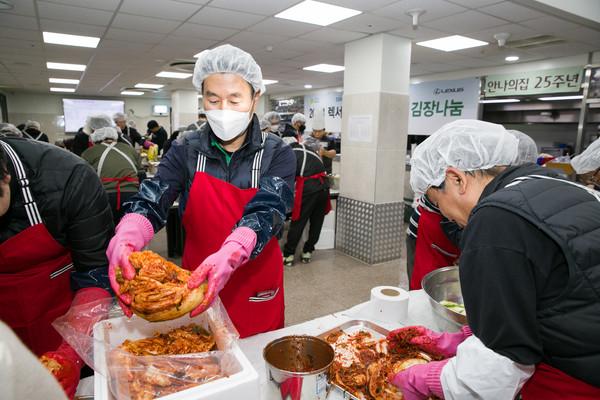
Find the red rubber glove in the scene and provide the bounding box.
[41,287,111,399]
[187,227,256,317]
[387,325,472,358]
[388,359,449,400]
[106,213,154,317]
[143,140,153,148]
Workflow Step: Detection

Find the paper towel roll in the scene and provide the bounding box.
[368,286,409,323]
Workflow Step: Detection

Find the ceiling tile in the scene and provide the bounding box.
[0,0,35,17]
[389,26,451,41]
[557,27,600,47]
[523,16,583,33]
[227,30,291,46]
[39,19,107,37]
[324,0,400,12]
[152,40,217,60]
[478,2,546,22]
[207,0,299,16]
[0,26,40,41]
[447,0,503,8]
[37,1,114,26]
[111,14,182,34]
[299,28,368,44]
[41,0,121,11]
[422,10,508,35]
[467,23,541,44]
[0,14,38,30]
[329,13,405,34]
[105,28,166,44]
[170,23,239,40]
[188,7,266,29]
[119,0,202,21]
[372,0,467,23]
[246,17,320,37]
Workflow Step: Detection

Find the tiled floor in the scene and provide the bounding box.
[147,224,410,327]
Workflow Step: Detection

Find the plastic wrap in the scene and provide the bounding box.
[53,296,240,400]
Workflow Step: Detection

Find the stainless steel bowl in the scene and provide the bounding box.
[421,266,468,333]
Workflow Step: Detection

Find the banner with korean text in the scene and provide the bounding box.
[304,92,343,133]
[408,78,480,135]
[484,66,583,97]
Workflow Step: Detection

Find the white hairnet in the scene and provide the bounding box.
[0,123,22,137]
[25,120,41,130]
[312,108,325,130]
[507,130,538,165]
[282,136,298,145]
[291,113,306,125]
[410,119,519,194]
[84,113,112,134]
[192,44,265,95]
[571,137,600,174]
[259,119,271,131]
[90,126,118,143]
[263,111,280,123]
[113,112,127,122]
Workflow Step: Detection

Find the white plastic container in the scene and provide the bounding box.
[93,313,259,400]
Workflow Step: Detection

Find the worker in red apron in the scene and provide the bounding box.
[387,120,600,399]
[0,137,115,398]
[82,126,143,226]
[107,44,295,338]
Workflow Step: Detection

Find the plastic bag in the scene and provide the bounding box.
[53,296,239,400]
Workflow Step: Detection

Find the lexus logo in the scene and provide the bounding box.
[434,87,464,95]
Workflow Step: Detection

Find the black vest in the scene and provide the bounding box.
[475,174,600,386]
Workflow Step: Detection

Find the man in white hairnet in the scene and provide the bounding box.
[22,120,49,142]
[113,112,152,149]
[0,123,23,137]
[302,108,336,174]
[282,112,306,140]
[72,114,112,156]
[387,120,600,400]
[507,129,538,165]
[571,136,600,191]
[263,111,281,136]
[106,44,295,338]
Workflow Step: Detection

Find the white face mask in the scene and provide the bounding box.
[270,124,279,133]
[205,100,254,142]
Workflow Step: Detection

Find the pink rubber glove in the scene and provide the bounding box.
[387,325,472,358]
[143,140,153,148]
[41,287,111,399]
[106,213,154,317]
[388,359,449,400]
[187,227,257,317]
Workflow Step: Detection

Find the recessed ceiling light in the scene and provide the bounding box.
[304,84,313,89]
[275,0,361,26]
[538,95,583,101]
[156,71,192,79]
[50,87,76,92]
[43,32,100,48]
[417,35,488,52]
[263,79,279,85]
[47,62,86,71]
[135,83,164,89]
[480,98,520,103]
[121,91,144,96]
[303,64,345,73]
[49,78,80,84]
[505,56,519,62]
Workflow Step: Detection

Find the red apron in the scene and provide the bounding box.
[97,142,139,210]
[101,175,138,210]
[181,172,285,338]
[291,172,331,221]
[521,363,600,399]
[0,141,74,357]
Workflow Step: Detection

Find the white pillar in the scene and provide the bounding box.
[336,33,411,265]
[171,90,198,130]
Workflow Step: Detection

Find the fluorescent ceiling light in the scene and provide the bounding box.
[304,84,313,89]
[303,64,345,73]
[49,78,79,84]
[43,32,100,48]
[47,62,86,71]
[538,95,583,101]
[417,35,488,52]
[275,0,361,26]
[480,98,520,103]
[505,56,519,62]
[156,71,192,79]
[121,91,144,96]
[135,83,164,89]
[263,79,279,85]
[50,87,75,92]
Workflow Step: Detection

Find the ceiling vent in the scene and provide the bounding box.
[168,59,196,73]
[506,35,568,50]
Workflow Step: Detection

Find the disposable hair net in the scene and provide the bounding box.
[507,130,538,165]
[259,119,271,131]
[91,126,119,142]
[263,111,280,123]
[291,113,306,124]
[571,137,600,174]
[0,123,22,137]
[192,44,265,95]
[410,119,519,194]
[84,113,112,134]
[113,112,127,122]
[25,120,41,129]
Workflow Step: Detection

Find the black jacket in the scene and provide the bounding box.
[461,163,600,387]
[289,142,328,196]
[72,131,90,156]
[120,125,145,147]
[0,137,114,291]
[151,127,168,151]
